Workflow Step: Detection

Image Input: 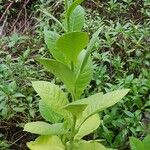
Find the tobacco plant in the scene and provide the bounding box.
[24,0,129,149]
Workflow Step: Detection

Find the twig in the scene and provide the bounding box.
[0,16,7,36]
[10,0,30,32]
[0,2,13,23]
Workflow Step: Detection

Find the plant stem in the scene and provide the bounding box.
[69,116,76,150]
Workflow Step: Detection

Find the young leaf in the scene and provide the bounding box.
[39,101,62,123]
[32,81,70,119]
[63,103,87,117]
[56,32,89,64]
[44,29,67,64]
[37,58,75,92]
[24,121,67,135]
[27,135,65,150]
[75,114,101,140]
[69,5,85,31]
[75,50,93,99]
[80,26,103,72]
[67,0,85,19]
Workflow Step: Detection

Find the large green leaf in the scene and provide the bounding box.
[75,114,100,140]
[27,135,65,150]
[24,121,67,135]
[69,5,85,31]
[32,81,70,119]
[39,101,62,123]
[75,50,93,99]
[56,32,89,63]
[37,59,75,92]
[73,140,113,150]
[76,89,129,127]
[63,103,87,117]
[44,30,67,64]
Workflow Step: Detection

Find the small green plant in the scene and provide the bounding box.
[130,135,150,150]
[24,0,129,149]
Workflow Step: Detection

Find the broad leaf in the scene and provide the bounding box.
[37,59,75,92]
[39,101,62,123]
[32,81,70,119]
[24,121,67,135]
[56,32,89,63]
[76,89,129,127]
[63,103,87,117]
[73,140,113,150]
[44,29,67,64]
[27,135,65,150]
[75,114,100,140]
[69,5,85,31]
[75,50,93,99]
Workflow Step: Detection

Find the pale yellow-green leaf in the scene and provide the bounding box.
[27,135,65,150]
[75,114,101,140]
[24,121,67,135]
[39,101,62,123]
[73,140,114,150]
[63,103,87,117]
[76,89,129,127]
[32,81,71,120]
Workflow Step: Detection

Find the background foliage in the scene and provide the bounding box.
[0,0,150,149]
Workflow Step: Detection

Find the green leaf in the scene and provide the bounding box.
[73,140,112,150]
[80,26,103,72]
[67,0,85,19]
[27,135,65,150]
[129,135,150,150]
[63,103,87,117]
[32,81,70,119]
[44,30,67,64]
[37,59,75,92]
[143,135,150,149]
[56,32,89,63]
[39,101,62,123]
[24,121,67,135]
[77,89,129,127]
[75,50,93,99]
[69,5,85,31]
[130,137,144,150]
[75,114,101,140]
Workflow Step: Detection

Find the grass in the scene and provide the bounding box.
[0,0,150,149]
